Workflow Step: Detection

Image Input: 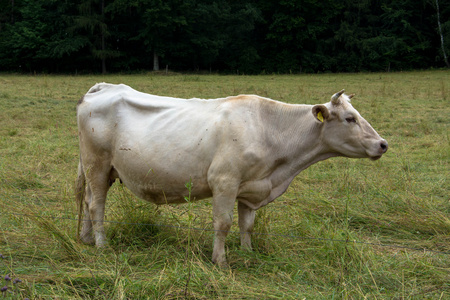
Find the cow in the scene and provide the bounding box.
[75,83,388,266]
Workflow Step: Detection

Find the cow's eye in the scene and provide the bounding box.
[346,117,356,123]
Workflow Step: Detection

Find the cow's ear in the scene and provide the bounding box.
[312,105,329,123]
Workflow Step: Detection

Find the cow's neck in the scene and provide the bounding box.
[262,103,337,186]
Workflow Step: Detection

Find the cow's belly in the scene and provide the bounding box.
[111,153,213,205]
[126,179,212,204]
[118,171,213,204]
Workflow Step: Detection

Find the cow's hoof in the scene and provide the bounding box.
[212,258,229,268]
[95,239,108,248]
[80,236,95,245]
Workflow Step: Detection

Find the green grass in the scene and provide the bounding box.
[0,71,449,299]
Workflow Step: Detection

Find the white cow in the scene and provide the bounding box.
[75,83,388,266]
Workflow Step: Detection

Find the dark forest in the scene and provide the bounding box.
[0,0,449,74]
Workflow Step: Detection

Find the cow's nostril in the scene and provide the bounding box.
[380,141,388,153]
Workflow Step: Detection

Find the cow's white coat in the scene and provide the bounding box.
[76,83,388,266]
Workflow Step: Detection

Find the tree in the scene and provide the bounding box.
[0,0,47,71]
[127,0,188,71]
[218,2,262,73]
[434,0,450,67]
[72,0,119,73]
[0,0,15,27]
[256,0,344,73]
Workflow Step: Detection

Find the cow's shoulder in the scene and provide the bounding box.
[223,94,299,118]
[218,94,267,111]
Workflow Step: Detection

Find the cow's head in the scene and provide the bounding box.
[312,90,388,160]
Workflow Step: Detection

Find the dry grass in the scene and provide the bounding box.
[0,71,449,299]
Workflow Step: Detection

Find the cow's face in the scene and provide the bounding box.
[312,90,388,160]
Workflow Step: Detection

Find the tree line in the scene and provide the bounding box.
[0,0,449,74]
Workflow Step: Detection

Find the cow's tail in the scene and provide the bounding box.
[75,157,85,241]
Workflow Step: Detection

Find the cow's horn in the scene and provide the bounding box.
[331,89,345,104]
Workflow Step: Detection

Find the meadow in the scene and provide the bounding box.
[0,71,449,299]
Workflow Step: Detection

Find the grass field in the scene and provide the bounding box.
[0,71,449,299]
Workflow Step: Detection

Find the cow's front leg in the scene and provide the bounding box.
[238,201,255,250]
[211,187,237,267]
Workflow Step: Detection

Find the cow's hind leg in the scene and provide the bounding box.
[238,201,256,250]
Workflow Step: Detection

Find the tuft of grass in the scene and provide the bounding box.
[0,71,449,298]
[107,185,162,248]
[26,211,83,261]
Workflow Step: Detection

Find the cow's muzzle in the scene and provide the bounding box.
[370,140,388,160]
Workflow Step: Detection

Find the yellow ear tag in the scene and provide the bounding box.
[317,111,324,123]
